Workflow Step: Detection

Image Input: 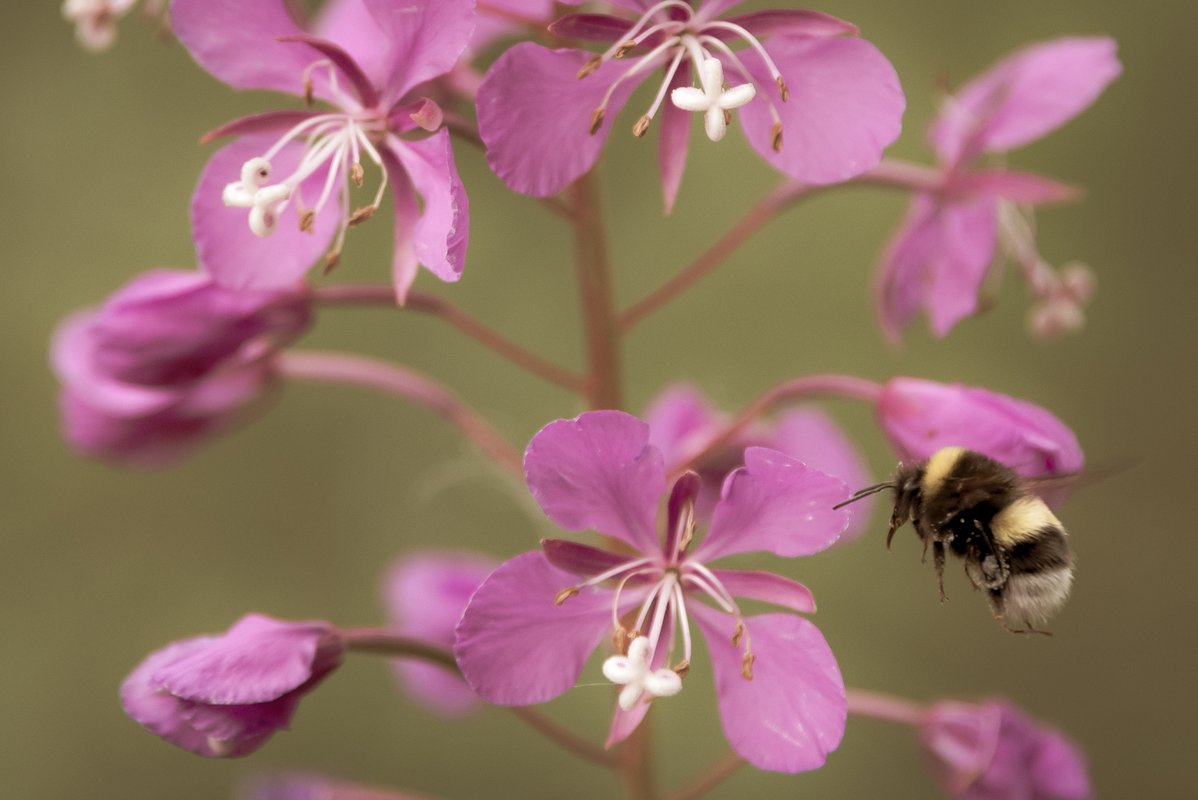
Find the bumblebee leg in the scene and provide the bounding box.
[933,541,948,602]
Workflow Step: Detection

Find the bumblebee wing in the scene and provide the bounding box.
[1019,459,1137,499]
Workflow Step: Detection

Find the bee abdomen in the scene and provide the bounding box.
[1004,526,1074,624]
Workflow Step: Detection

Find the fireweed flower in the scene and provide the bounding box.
[478,1,904,210]
[62,0,162,52]
[383,551,496,716]
[50,269,311,465]
[175,0,474,301]
[455,411,851,772]
[920,700,1091,800]
[878,377,1083,478]
[121,614,345,758]
[644,383,872,537]
[876,37,1121,340]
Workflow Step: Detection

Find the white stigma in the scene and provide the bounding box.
[602,636,683,711]
[670,58,756,142]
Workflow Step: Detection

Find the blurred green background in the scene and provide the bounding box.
[5,1,1197,798]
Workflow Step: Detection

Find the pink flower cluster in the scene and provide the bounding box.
[50,1,1115,797]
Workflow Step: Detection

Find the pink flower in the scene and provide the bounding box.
[920,700,1091,800]
[644,383,873,538]
[454,411,851,772]
[876,37,1120,340]
[121,614,345,758]
[50,269,310,465]
[878,377,1083,478]
[478,2,903,210]
[175,0,474,302]
[383,551,497,717]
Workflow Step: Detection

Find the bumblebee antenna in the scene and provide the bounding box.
[832,482,895,510]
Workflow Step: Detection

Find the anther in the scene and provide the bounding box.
[770,122,783,152]
[303,77,315,107]
[723,110,731,126]
[615,40,636,59]
[775,75,789,102]
[351,163,365,188]
[348,206,375,226]
[555,586,580,605]
[731,620,745,648]
[672,659,690,676]
[577,56,602,79]
[632,115,651,137]
[589,108,605,135]
[741,651,755,680]
[298,210,315,233]
[323,250,341,274]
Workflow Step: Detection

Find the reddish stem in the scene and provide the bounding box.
[673,374,883,477]
[276,350,523,476]
[314,285,585,393]
[570,169,624,410]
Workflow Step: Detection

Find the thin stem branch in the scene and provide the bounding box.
[570,169,624,409]
[341,629,617,768]
[667,751,744,800]
[846,689,928,726]
[314,285,586,393]
[276,350,523,476]
[673,374,884,478]
[618,158,944,333]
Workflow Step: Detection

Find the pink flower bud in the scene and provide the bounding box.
[51,269,310,465]
[121,614,344,758]
[878,378,1083,476]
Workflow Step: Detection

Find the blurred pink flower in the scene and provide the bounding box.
[644,383,873,538]
[383,551,497,717]
[478,1,903,210]
[242,773,426,800]
[175,0,474,301]
[878,377,1083,477]
[921,700,1091,800]
[876,37,1120,340]
[455,411,850,772]
[51,269,310,465]
[121,614,344,758]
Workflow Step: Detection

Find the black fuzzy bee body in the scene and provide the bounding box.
[841,447,1074,633]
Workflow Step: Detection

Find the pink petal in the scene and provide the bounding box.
[360,0,475,104]
[658,67,692,214]
[524,411,665,554]
[172,0,313,95]
[152,614,334,704]
[385,552,496,717]
[719,10,858,38]
[313,0,391,91]
[878,377,1084,477]
[201,110,324,145]
[696,447,849,562]
[478,43,650,196]
[454,552,634,705]
[380,146,420,303]
[541,539,630,577]
[738,36,904,185]
[643,383,721,470]
[386,130,470,289]
[771,407,873,542]
[548,13,633,43]
[192,135,340,291]
[955,169,1081,205]
[874,193,998,341]
[693,607,845,773]
[275,34,379,108]
[931,37,1121,163]
[710,569,816,613]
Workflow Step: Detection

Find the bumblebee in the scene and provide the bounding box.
[837,447,1074,634]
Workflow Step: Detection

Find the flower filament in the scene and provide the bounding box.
[578,1,788,147]
[222,110,388,270]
